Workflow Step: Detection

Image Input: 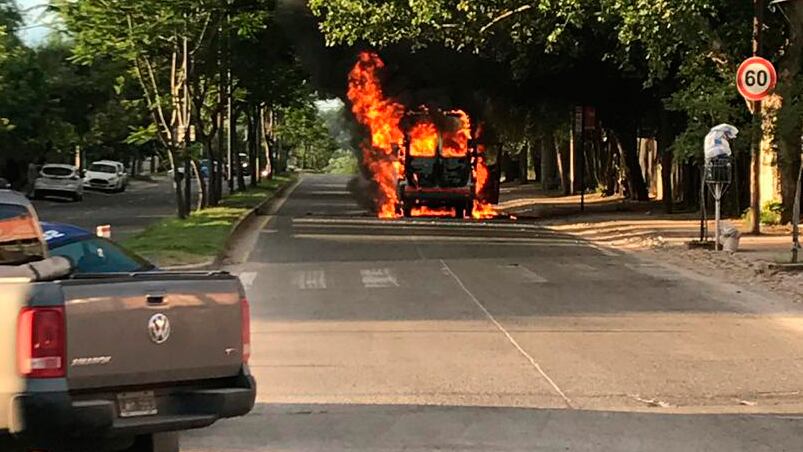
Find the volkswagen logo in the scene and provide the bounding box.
[148,313,171,344]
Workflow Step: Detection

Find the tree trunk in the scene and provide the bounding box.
[541,136,557,190]
[261,105,273,179]
[518,142,528,184]
[191,158,206,210]
[248,105,258,187]
[555,132,571,195]
[659,109,674,213]
[203,137,218,206]
[166,147,187,219]
[183,155,192,215]
[616,126,650,201]
[234,146,246,191]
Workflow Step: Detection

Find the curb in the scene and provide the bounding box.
[213,176,300,267]
[160,177,299,272]
[767,262,803,273]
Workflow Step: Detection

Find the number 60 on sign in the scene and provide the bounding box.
[736,56,777,102]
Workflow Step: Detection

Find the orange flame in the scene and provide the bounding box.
[347,52,404,218]
[441,110,471,158]
[408,121,438,157]
[412,206,455,217]
[472,141,497,219]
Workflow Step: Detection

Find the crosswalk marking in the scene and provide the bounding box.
[360,268,400,288]
[293,270,327,290]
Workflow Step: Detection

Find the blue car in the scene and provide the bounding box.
[40,222,155,274]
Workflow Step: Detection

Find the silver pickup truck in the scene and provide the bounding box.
[0,191,255,452]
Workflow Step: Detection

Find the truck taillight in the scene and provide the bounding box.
[241,298,251,364]
[17,307,66,378]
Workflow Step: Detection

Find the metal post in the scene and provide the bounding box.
[700,166,707,242]
[714,184,722,251]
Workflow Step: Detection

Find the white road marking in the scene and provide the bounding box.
[360,268,400,288]
[294,270,327,290]
[237,272,258,289]
[498,264,548,283]
[439,259,574,409]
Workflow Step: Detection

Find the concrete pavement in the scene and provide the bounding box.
[185,174,803,451]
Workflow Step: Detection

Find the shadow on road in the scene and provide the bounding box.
[183,402,803,451]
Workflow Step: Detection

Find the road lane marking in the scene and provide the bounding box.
[439,259,574,409]
[360,268,400,288]
[294,270,327,290]
[498,264,548,283]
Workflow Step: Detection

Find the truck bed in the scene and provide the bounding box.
[1,270,255,449]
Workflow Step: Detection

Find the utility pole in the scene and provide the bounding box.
[750,0,764,235]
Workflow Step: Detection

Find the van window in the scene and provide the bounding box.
[0,203,46,265]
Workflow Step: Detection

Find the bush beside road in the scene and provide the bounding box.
[123,175,294,267]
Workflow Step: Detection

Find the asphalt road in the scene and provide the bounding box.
[185,174,803,451]
[32,177,187,241]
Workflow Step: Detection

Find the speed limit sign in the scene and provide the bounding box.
[736,56,777,101]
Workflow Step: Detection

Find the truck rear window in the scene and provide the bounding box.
[0,203,46,265]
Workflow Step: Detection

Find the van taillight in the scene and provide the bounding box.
[241,298,251,365]
[17,307,66,378]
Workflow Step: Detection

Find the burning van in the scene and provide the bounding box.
[347,51,497,220]
[397,109,476,218]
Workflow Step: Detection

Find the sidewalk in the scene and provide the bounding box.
[498,183,803,302]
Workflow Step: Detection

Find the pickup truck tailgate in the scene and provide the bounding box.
[61,273,244,390]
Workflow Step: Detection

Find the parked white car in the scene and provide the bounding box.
[33,164,84,201]
[84,160,128,192]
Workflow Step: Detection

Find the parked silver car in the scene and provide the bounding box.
[33,164,84,201]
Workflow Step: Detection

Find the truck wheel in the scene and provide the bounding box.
[126,432,179,452]
[455,206,465,219]
[402,205,412,218]
[73,193,83,202]
[465,201,474,219]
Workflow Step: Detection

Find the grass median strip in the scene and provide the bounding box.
[123,175,294,267]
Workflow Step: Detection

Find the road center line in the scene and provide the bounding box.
[439,259,574,409]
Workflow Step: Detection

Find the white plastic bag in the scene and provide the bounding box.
[704,124,739,161]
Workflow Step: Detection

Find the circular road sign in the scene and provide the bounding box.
[736,57,777,101]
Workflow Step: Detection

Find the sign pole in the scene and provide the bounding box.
[750,0,764,235]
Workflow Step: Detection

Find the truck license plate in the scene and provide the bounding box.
[117,391,158,418]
